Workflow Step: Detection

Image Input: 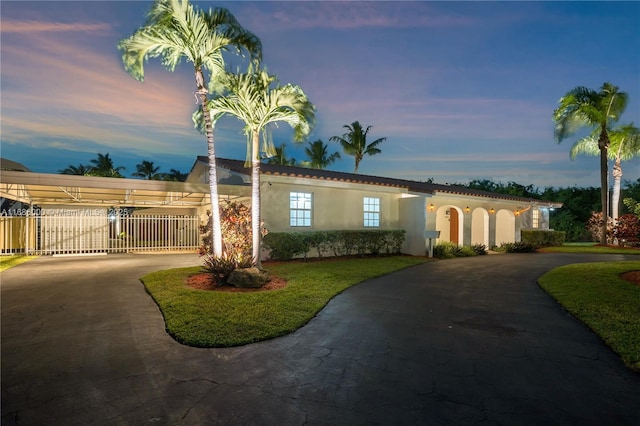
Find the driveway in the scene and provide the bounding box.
[2,253,640,425]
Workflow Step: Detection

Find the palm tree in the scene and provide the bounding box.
[132,160,162,180]
[206,68,315,267]
[330,121,386,173]
[553,82,628,244]
[88,153,125,178]
[570,123,640,220]
[163,168,188,182]
[265,144,296,166]
[59,163,92,175]
[118,0,262,258]
[303,139,340,169]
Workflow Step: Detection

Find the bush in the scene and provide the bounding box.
[262,233,309,261]
[199,201,254,284]
[263,230,406,261]
[471,244,487,255]
[433,241,460,259]
[521,230,566,247]
[497,241,536,253]
[613,214,640,247]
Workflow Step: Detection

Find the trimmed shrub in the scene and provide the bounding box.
[521,230,566,247]
[262,233,309,261]
[263,230,406,261]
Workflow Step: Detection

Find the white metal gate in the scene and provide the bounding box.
[1,212,200,255]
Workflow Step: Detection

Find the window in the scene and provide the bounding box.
[532,209,539,228]
[290,192,312,227]
[363,197,380,227]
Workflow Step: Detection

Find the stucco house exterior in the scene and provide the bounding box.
[1,156,561,256]
[189,157,562,257]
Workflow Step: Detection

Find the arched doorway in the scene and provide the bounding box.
[436,206,463,245]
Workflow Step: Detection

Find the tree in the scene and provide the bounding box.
[88,153,125,178]
[118,0,261,258]
[205,68,315,267]
[133,160,162,180]
[59,163,92,175]
[330,121,386,173]
[303,139,340,169]
[553,82,628,244]
[265,144,296,166]
[570,123,640,219]
[163,168,188,182]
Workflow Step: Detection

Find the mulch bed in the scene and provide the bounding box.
[621,270,640,287]
[186,272,288,292]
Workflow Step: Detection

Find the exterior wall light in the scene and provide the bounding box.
[465,206,470,213]
[429,203,435,211]
[490,208,495,214]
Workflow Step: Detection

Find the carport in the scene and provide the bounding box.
[0,170,250,254]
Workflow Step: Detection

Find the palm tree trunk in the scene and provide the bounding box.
[598,127,610,245]
[251,131,262,268]
[196,67,223,257]
[612,158,622,220]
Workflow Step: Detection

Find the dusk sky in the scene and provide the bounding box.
[1,1,638,189]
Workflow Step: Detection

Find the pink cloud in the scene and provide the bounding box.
[1,20,111,33]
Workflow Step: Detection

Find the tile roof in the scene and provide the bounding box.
[203,156,552,204]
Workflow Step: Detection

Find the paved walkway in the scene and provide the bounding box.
[2,253,640,425]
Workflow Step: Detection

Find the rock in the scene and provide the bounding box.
[227,267,271,288]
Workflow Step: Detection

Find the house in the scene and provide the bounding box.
[189,157,562,257]
[1,155,561,255]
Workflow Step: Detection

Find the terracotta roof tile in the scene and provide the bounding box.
[202,157,551,204]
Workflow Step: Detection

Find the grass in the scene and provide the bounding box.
[0,255,37,272]
[141,256,428,347]
[538,261,640,372]
[538,244,640,255]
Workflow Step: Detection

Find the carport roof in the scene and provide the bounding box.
[0,170,249,207]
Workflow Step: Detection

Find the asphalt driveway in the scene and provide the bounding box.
[2,252,640,425]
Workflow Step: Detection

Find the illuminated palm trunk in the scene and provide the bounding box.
[251,131,262,267]
[196,66,223,257]
[598,127,610,245]
[612,159,622,221]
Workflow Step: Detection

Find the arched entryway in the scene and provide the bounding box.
[495,209,515,245]
[471,208,489,247]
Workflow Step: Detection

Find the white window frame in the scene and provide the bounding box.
[363,197,380,227]
[532,209,540,228]
[290,192,312,227]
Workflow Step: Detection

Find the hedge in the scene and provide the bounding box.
[521,230,566,247]
[262,230,406,261]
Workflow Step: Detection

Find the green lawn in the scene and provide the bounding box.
[538,244,640,255]
[0,255,37,272]
[141,256,428,347]
[538,261,640,372]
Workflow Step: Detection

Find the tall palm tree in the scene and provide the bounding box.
[265,144,296,166]
[206,68,315,267]
[88,153,125,178]
[330,121,386,173]
[303,139,340,169]
[570,123,640,220]
[118,0,262,258]
[132,160,162,180]
[553,82,628,244]
[59,163,92,175]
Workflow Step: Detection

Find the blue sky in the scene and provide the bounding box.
[1,1,638,188]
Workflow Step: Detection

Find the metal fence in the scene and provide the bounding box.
[1,213,201,255]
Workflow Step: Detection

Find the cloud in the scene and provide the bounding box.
[1,20,111,33]
[236,1,475,32]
